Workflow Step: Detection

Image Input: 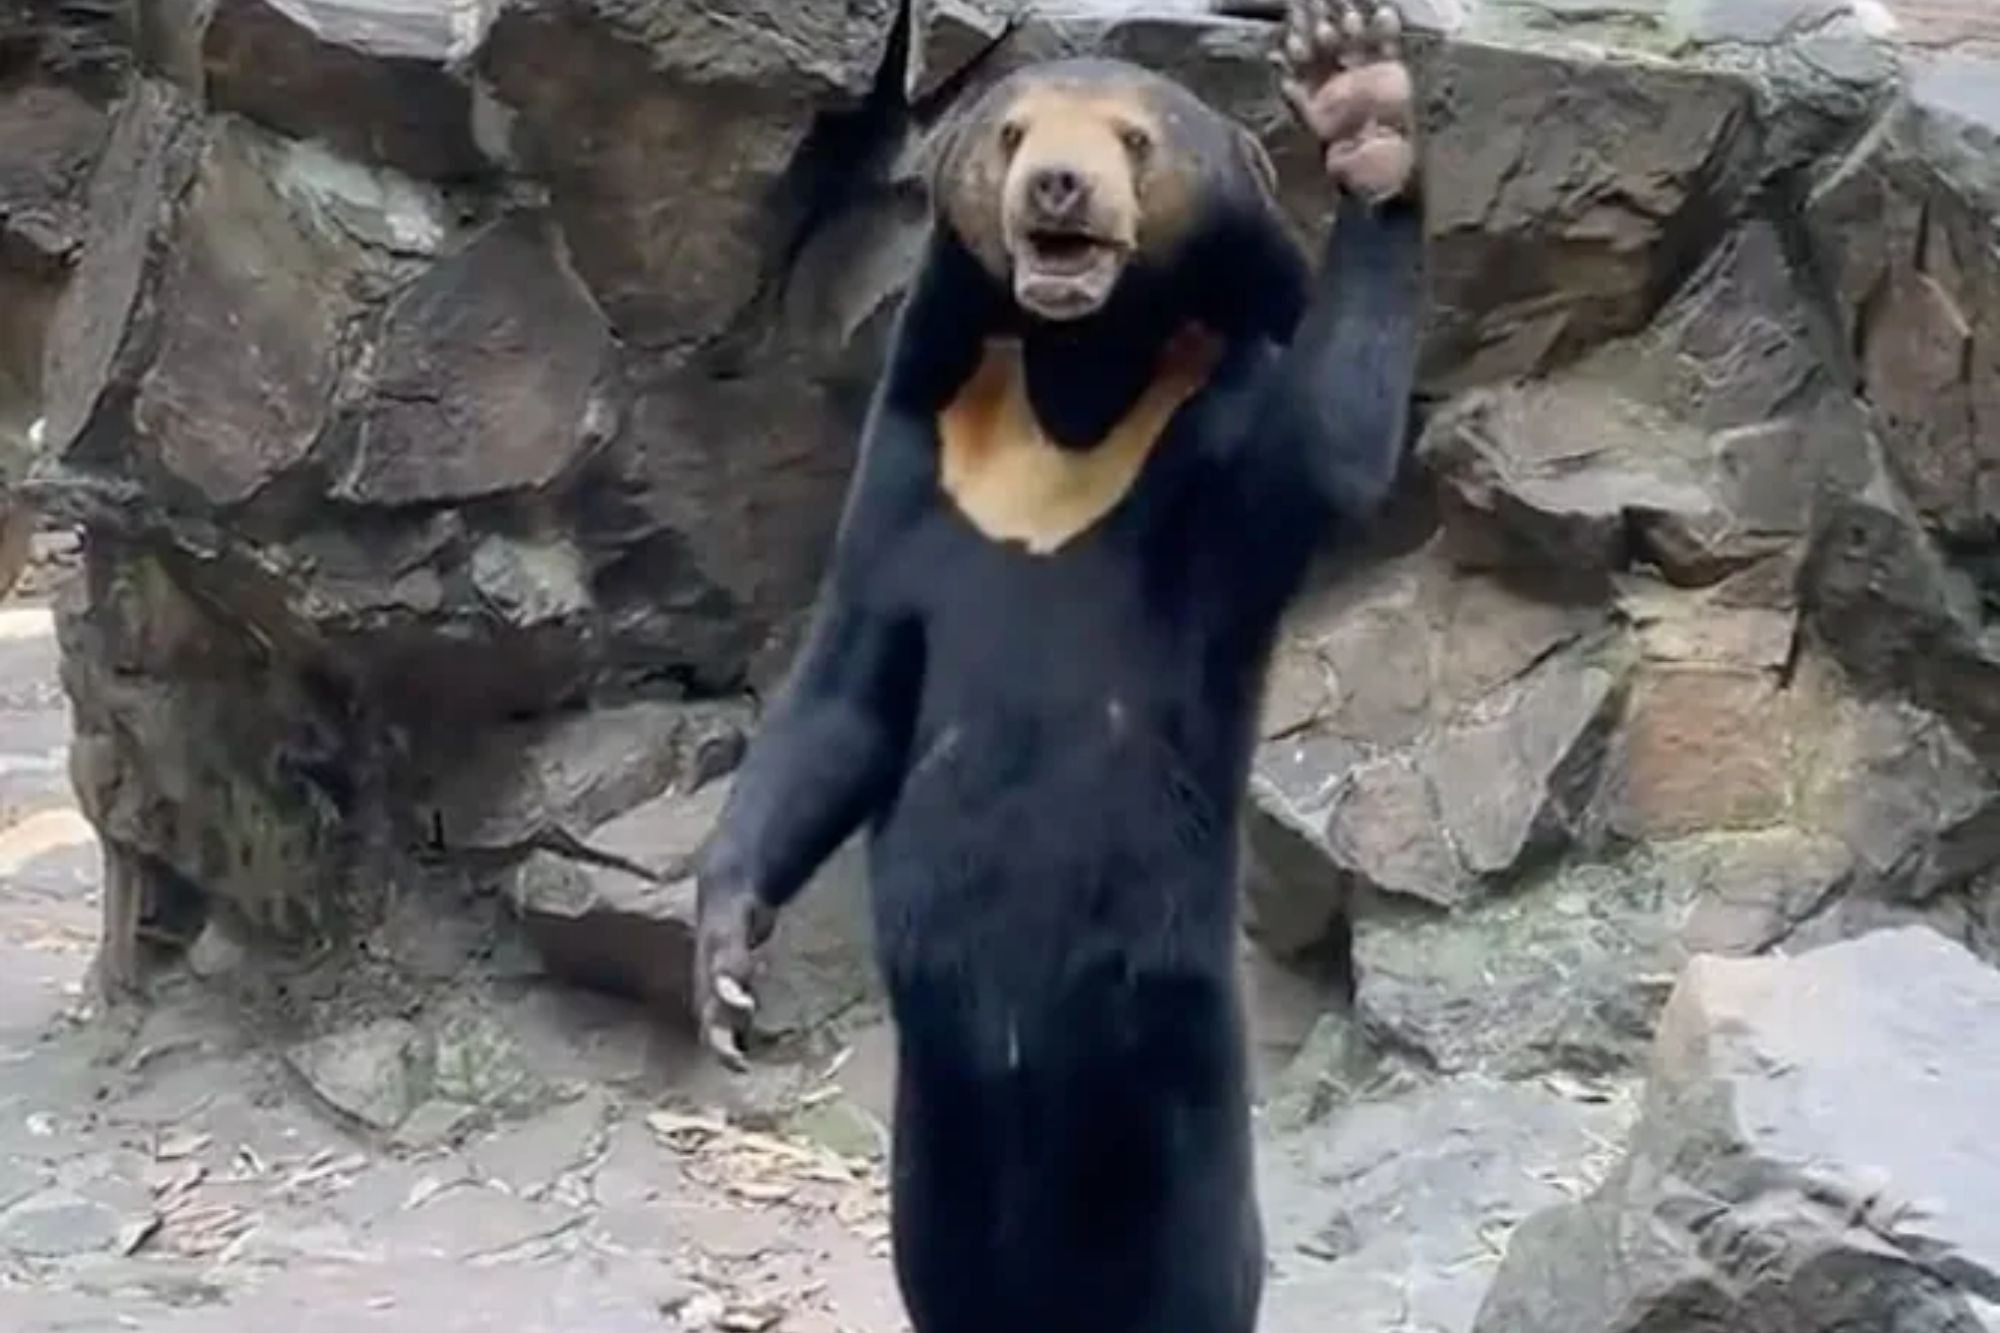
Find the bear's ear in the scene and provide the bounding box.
[1235,125,1280,199]
[918,110,967,206]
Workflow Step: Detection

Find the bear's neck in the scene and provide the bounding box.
[1018,315,1177,452]
[1010,259,1200,451]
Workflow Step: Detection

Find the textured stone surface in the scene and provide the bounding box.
[1247,572,1624,946]
[1472,928,2000,1333]
[907,0,1011,103]
[1603,665,1790,837]
[5,4,2000,1328]
[334,215,611,506]
[501,763,880,1046]
[421,699,747,855]
[286,1018,422,1131]
[1260,1076,1636,1333]
[1349,833,1855,1079]
[201,0,487,181]
[1421,220,1842,589]
[11,0,1992,1027]
[132,121,368,506]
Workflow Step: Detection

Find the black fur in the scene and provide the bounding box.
[699,59,1424,1333]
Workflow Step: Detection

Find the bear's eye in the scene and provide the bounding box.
[999,121,1025,153]
[1119,126,1153,160]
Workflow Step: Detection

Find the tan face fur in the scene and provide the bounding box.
[938,73,1207,322]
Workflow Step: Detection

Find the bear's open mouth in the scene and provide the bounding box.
[1026,228,1115,275]
[1012,225,1127,320]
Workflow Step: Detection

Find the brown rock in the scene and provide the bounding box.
[1420,379,1716,577]
[201,0,485,180]
[907,0,1012,104]
[1619,580,1796,672]
[422,698,748,855]
[1432,570,1599,707]
[1423,222,1843,592]
[133,123,368,506]
[1418,43,1758,388]
[1258,639,1331,741]
[57,549,358,944]
[1242,772,1350,959]
[1808,51,2000,542]
[1865,268,1979,528]
[1313,585,1435,749]
[1282,547,1603,750]
[0,81,107,266]
[1323,752,1463,909]
[579,357,862,691]
[479,0,900,346]
[1802,682,2000,904]
[36,82,204,464]
[1284,649,1624,914]
[1605,665,1791,838]
[1424,654,1624,876]
[1678,831,1853,957]
[1248,548,1619,937]
[511,777,877,1038]
[336,215,611,505]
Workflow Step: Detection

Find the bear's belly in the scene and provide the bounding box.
[867,708,1240,996]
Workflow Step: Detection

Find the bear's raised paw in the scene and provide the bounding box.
[1271,0,1418,203]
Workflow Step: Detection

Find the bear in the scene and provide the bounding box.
[690,3,1425,1330]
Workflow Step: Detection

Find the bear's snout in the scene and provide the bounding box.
[1026,166,1089,223]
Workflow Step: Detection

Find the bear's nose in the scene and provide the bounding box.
[1028,166,1086,218]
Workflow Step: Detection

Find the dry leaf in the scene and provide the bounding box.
[284,1152,367,1191]
[155,1131,213,1161]
[718,1301,785,1331]
[115,1214,161,1257]
[154,1161,206,1206]
[403,1175,459,1211]
[728,1181,797,1204]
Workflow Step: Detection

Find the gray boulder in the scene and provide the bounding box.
[1471,927,2000,1333]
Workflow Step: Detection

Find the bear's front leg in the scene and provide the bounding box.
[1274,0,1419,203]
[1225,0,1425,559]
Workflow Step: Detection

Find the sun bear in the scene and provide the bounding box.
[690,3,1425,1331]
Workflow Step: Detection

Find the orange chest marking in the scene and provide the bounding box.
[935,325,1221,556]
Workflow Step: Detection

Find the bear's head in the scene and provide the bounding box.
[926,58,1299,326]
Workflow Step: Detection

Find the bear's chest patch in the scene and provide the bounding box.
[936,325,1220,556]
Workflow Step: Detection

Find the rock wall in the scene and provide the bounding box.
[0,0,123,596]
[5,0,2000,1130]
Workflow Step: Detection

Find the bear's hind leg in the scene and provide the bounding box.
[888,1064,1009,1333]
